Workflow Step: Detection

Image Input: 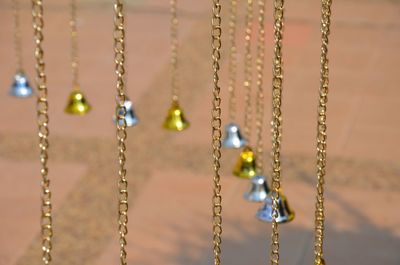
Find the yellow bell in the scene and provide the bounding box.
[233,146,257,179]
[64,89,91,115]
[315,257,326,265]
[163,100,189,131]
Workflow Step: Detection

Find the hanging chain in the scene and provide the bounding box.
[254,0,266,174]
[227,0,237,121]
[113,1,129,265]
[70,0,80,88]
[32,0,53,264]
[13,0,23,71]
[170,0,179,102]
[211,1,222,265]
[269,0,284,264]
[314,0,332,264]
[243,0,254,141]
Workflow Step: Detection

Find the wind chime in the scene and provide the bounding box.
[64,0,92,115]
[9,0,34,98]
[163,0,190,131]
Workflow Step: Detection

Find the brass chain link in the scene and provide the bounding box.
[227,0,238,121]
[32,0,53,264]
[243,0,254,140]
[170,0,179,102]
[269,0,284,264]
[254,0,266,174]
[13,0,23,71]
[113,1,129,265]
[314,0,332,264]
[70,0,80,88]
[211,1,222,265]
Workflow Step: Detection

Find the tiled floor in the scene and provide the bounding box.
[0,0,399,265]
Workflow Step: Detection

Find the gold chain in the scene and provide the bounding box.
[13,0,23,71]
[170,0,179,102]
[113,1,129,265]
[227,0,237,121]
[314,0,332,264]
[254,0,266,174]
[269,0,284,264]
[243,0,254,140]
[70,0,80,88]
[211,1,222,265]
[32,0,53,264]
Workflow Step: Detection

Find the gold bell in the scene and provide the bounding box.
[233,146,257,179]
[64,89,91,115]
[163,100,189,131]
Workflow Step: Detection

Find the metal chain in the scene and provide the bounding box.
[113,1,129,265]
[314,0,332,264]
[32,0,53,264]
[227,0,237,121]
[243,0,254,140]
[70,0,80,88]
[211,1,222,265]
[269,0,284,264]
[254,0,266,174]
[13,0,23,71]
[170,0,179,102]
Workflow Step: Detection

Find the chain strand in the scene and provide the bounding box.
[269,0,284,264]
[314,0,332,264]
[113,1,129,265]
[70,0,80,88]
[32,0,53,264]
[170,0,179,102]
[211,1,222,265]
[227,0,237,121]
[254,0,266,174]
[243,0,254,140]
[13,0,23,71]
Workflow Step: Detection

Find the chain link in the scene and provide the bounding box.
[70,0,80,88]
[32,0,53,264]
[269,0,284,264]
[211,1,222,265]
[170,0,180,102]
[314,0,332,264]
[113,1,129,265]
[254,0,266,174]
[13,0,23,71]
[243,0,254,140]
[227,0,237,121]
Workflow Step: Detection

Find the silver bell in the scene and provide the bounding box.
[9,71,34,98]
[113,96,139,127]
[256,191,295,223]
[222,122,247,148]
[244,175,270,202]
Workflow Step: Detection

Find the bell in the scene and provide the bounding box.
[9,71,34,98]
[256,191,295,223]
[243,175,270,202]
[233,146,257,179]
[222,122,247,148]
[163,100,189,131]
[315,257,326,265]
[64,89,91,115]
[113,97,139,127]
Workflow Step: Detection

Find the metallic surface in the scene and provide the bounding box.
[163,100,189,131]
[222,122,247,148]
[64,89,91,115]
[233,146,257,179]
[256,191,295,223]
[9,72,34,97]
[227,0,238,121]
[243,175,270,202]
[113,97,139,127]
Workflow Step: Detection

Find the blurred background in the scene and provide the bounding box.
[0,0,399,265]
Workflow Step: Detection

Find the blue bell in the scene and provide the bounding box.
[256,191,295,223]
[9,71,34,98]
[222,122,247,148]
[244,175,270,202]
[113,97,139,127]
